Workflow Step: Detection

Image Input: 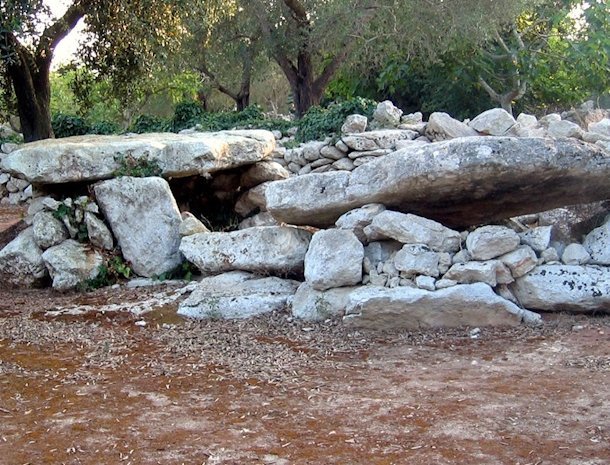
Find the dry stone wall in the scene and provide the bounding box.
[1,101,609,330]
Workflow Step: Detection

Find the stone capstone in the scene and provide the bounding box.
[0,227,48,287]
[343,283,540,330]
[94,176,183,277]
[304,229,364,291]
[265,137,610,229]
[177,271,300,319]
[41,240,103,291]
[1,130,276,184]
[511,265,610,313]
[180,226,312,276]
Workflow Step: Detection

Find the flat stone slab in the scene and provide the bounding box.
[1,130,276,184]
[343,283,541,330]
[265,137,610,228]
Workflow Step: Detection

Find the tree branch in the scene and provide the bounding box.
[36,0,89,64]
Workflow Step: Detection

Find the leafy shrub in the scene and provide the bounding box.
[172,101,205,132]
[52,203,89,242]
[113,153,162,177]
[0,133,23,145]
[81,255,132,291]
[296,97,377,142]
[155,261,198,282]
[89,120,119,135]
[51,113,90,138]
[128,114,170,133]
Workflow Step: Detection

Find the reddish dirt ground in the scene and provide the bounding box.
[0,207,609,465]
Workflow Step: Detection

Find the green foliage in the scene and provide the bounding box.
[155,261,198,282]
[172,101,206,131]
[113,153,163,178]
[89,121,119,135]
[81,255,133,291]
[0,133,23,145]
[128,114,170,133]
[52,202,89,243]
[51,113,90,138]
[296,97,377,142]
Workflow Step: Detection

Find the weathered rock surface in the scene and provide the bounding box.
[335,204,385,243]
[364,211,461,252]
[425,112,478,141]
[343,283,540,330]
[179,212,210,237]
[240,161,290,189]
[0,228,48,287]
[41,240,103,291]
[561,243,591,265]
[304,229,363,291]
[444,260,511,287]
[519,226,552,253]
[84,212,114,250]
[94,177,183,277]
[291,283,356,321]
[32,211,69,249]
[1,130,275,184]
[394,244,440,277]
[466,225,520,260]
[373,100,403,127]
[582,218,610,265]
[265,137,610,229]
[468,108,515,135]
[341,114,368,134]
[178,271,299,319]
[180,226,312,275]
[499,246,538,278]
[511,265,610,312]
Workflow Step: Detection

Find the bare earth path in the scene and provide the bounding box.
[0,207,609,465]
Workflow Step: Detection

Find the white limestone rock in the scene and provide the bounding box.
[304,229,364,291]
[0,227,48,287]
[291,283,356,321]
[32,211,69,250]
[499,245,538,278]
[84,212,114,250]
[335,203,385,243]
[443,260,510,287]
[343,283,540,330]
[561,243,591,265]
[466,225,520,260]
[177,271,299,319]
[94,176,183,277]
[394,244,440,278]
[1,130,276,184]
[425,112,478,141]
[547,120,583,139]
[341,114,368,134]
[588,119,610,137]
[364,211,461,253]
[469,108,516,135]
[372,100,403,128]
[180,226,312,275]
[364,241,403,268]
[42,240,103,291]
[234,182,268,217]
[582,218,610,265]
[511,265,610,313]
[342,130,417,151]
[179,212,210,237]
[519,226,552,253]
[240,161,290,189]
[415,275,436,291]
[238,212,279,229]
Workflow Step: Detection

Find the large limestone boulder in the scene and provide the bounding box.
[0,228,48,287]
[304,229,364,291]
[1,130,275,184]
[265,137,610,229]
[94,176,183,277]
[41,240,103,291]
[511,265,610,313]
[180,226,312,276]
[178,271,300,319]
[343,283,540,330]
